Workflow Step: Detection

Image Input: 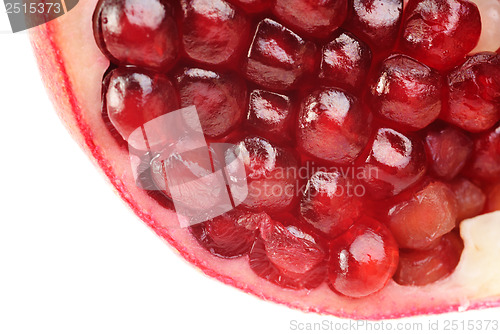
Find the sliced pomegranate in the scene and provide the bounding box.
[93,0,179,70]
[394,232,464,286]
[400,0,482,71]
[343,0,403,52]
[329,217,399,298]
[250,217,327,289]
[361,128,427,199]
[244,18,317,91]
[445,52,500,133]
[104,67,180,151]
[180,0,251,66]
[424,124,473,180]
[319,31,373,93]
[272,0,348,39]
[450,178,486,222]
[300,171,362,238]
[245,90,293,144]
[297,88,372,165]
[367,54,442,131]
[386,181,458,250]
[174,67,247,138]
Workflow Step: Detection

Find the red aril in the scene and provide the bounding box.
[329,217,399,298]
[174,67,247,138]
[400,0,482,71]
[300,171,362,238]
[297,88,372,165]
[424,124,473,180]
[468,124,500,182]
[226,0,270,13]
[394,232,464,286]
[445,52,500,133]
[343,0,403,52]
[272,0,348,39]
[367,54,442,131]
[244,18,317,91]
[319,31,372,93]
[450,178,486,222]
[386,181,458,250]
[180,0,251,66]
[104,67,180,151]
[93,0,179,70]
[361,128,427,199]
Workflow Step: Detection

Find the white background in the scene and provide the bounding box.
[0,8,499,334]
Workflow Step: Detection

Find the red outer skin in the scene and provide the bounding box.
[29,0,500,319]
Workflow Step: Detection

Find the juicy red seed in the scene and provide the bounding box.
[232,136,298,212]
[297,88,372,165]
[487,184,500,212]
[226,0,271,13]
[180,0,251,65]
[189,210,260,258]
[394,232,463,286]
[368,54,442,130]
[272,0,348,39]
[246,90,293,143]
[467,124,500,182]
[329,217,399,298]
[343,0,403,51]
[450,178,486,222]
[386,180,458,250]
[445,52,500,133]
[300,171,362,238]
[424,124,473,180]
[319,31,373,93]
[104,67,180,151]
[361,128,427,199]
[400,0,481,71]
[244,18,317,91]
[174,67,247,138]
[250,217,327,289]
[93,0,179,70]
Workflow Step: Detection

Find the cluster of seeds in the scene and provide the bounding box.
[94,0,500,298]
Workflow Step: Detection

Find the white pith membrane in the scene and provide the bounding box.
[30,0,500,319]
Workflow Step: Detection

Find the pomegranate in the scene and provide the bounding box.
[30,0,500,319]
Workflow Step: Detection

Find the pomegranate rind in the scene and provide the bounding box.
[30,0,500,319]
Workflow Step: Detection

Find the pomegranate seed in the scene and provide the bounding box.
[250,217,327,289]
[297,88,372,165]
[226,0,271,13]
[300,171,362,238]
[104,67,180,151]
[361,128,427,199]
[233,136,298,212]
[174,67,247,138]
[450,178,486,222]
[424,124,473,180]
[367,54,442,130]
[246,90,293,144]
[319,31,373,93]
[386,181,458,250]
[445,52,500,133]
[180,0,251,65]
[343,0,403,51]
[244,19,317,91]
[329,217,399,298]
[190,210,260,258]
[93,0,179,70]
[272,0,348,39]
[400,0,481,71]
[468,124,500,182]
[394,232,463,286]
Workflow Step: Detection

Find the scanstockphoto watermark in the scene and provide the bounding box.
[289,319,500,332]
